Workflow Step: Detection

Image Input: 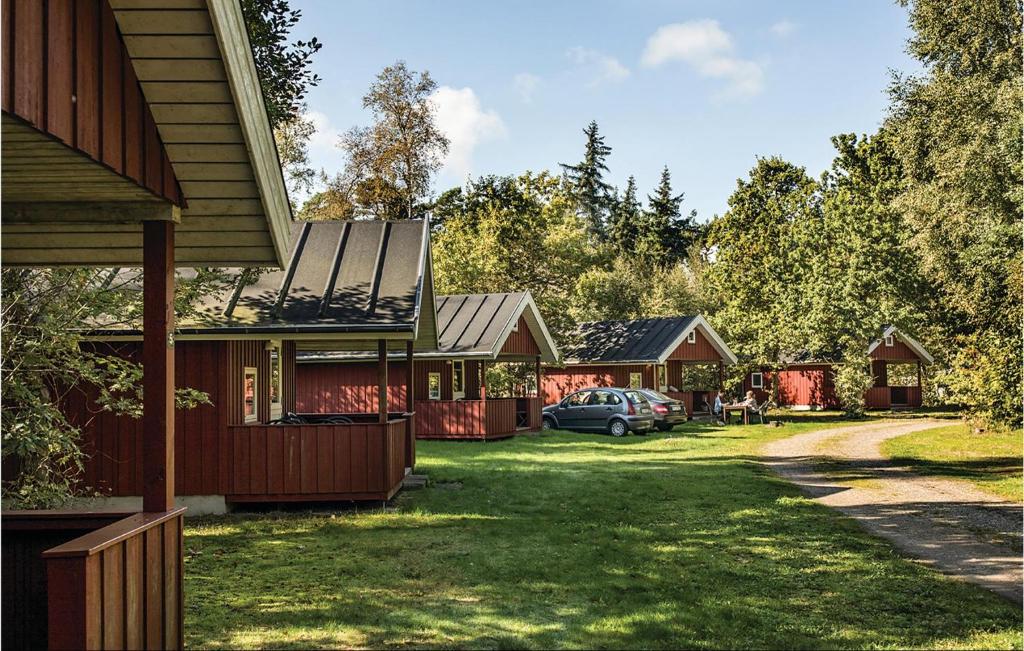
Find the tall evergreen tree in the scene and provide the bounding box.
[608,176,642,251]
[560,120,614,236]
[641,166,698,264]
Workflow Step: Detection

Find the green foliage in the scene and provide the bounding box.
[240,0,322,129]
[1,269,219,508]
[560,120,614,236]
[833,357,876,418]
[639,166,700,265]
[886,0,1023,425]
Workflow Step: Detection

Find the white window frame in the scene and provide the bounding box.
[629,372,643,389]
[428,372,442,400]
[452,360,465,399]
[268,341,283,420]
[750,372,764,390]
[884,335,894,347]
[657,364,668,391]
[687,330,696,344]
[243,366,258,423]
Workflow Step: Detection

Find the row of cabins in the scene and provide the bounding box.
[0,1,935,646]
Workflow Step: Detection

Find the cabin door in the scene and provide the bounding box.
[890,386,909,406]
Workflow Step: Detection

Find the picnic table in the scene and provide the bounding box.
[722,404,751,425]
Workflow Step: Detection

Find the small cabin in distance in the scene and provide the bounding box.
[296,292,560,440]
[543,316,738,417]
[743,326,935,409]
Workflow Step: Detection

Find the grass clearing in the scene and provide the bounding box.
[881,423,1022,503]
[184,418,1022,649]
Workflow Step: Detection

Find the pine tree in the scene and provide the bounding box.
[560,120,614,236]
[642,166,697,264]
[608,176,642,251]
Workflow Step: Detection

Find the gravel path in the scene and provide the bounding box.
[762,420,1023,603]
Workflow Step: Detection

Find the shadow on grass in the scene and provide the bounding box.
[185,430,1022,649]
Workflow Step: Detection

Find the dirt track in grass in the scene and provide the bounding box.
[762,420,1023,603]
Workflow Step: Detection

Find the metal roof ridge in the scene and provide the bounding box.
[366,221,392,315]
[319,221,351,317]
[271,222,311,319]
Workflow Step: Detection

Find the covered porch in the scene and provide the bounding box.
[1,0,292,647]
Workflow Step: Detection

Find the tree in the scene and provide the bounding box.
[640,166,699,265]
[607,176,642,253]
[886,0,1022,425]
[241,0,322,129]
[273,108,319,209]
[337,61,450,220]
[560,120,614,236]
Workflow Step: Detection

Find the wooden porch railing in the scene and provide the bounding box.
[866,386,922,409]
[226,419,408,502]
[2,508,185,651]
[416,399,518,439]
[515,397,543,430]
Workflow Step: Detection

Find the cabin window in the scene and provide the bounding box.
[657,365,668,391]
[428,372,442,400]
[452,360,465,399]
[243,367,258,423]
[750,372,764,390]
[629,372,643,389]
[884,335,894,347]
[687,330,696,344]
[269,342,282,420]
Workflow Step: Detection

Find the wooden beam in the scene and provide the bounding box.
[535,357,542,399]
[480,361,487,401]
[406,341,415,412]
[2,200,180,224]
[378,340,388,424]
[142,220,175,512]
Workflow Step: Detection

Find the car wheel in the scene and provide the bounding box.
[608,419,627,437]
[542,416,555,431]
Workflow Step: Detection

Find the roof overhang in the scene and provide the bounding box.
[867,326,935,364]
[491,293,559,363]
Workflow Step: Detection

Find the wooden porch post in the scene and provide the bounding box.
[378,340,388,424]
[480,361,487,401]
[406,341,415,412]
[143,220,175,513]
[535,356,542,398]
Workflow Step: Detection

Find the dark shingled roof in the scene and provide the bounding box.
[435,293,527,354]
[562,317,697,364]
[185,219,430,335]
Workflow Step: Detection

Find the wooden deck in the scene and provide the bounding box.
[3,508,185,650]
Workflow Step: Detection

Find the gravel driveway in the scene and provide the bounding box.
[762,420,1023,603]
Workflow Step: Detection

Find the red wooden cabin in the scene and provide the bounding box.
[71,219,436,505]
[743,326,934,409]
[1,1,293,648]
[297,292,560,440]
[542,315,738,417]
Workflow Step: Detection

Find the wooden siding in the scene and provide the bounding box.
[666,328,722,361]
[295,361,409,413]
[541,364,656,404]
[500,316,541,356]
[870,338,921,361]
[1,0,182,205]
[416,399,517,440]
[226,420,407,501]
[3,509,184,651]
[752,364,922,409]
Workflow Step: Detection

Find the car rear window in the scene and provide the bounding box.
[624,391,648,405]
[590,391,621,405]
[641,389,672,401]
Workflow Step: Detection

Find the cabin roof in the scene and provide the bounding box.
[562,315,737,365]
[781,326,934,366]
[297,290,559,363]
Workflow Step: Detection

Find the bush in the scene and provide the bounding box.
[834,358,875,418]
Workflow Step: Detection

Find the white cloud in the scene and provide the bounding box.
[566,46,630,87]
[430,86,506,177]
[770,20,797,38]
[513,72,540,103]
[641,19,764,97]
[306,110,342,154]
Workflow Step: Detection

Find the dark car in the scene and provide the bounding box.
[542,388,654,436]
[636,389,688,431]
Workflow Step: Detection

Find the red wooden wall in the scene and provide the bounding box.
[744,366,838,408]
[1,0,183,204]
[541,364,655,404]
[500,316,541,356]
[870,338,920,361]
[666,329,721,361]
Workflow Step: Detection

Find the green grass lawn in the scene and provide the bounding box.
[184,418,1022,649]
[881,423,1023,503]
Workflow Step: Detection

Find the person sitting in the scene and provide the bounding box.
[712,393,725,425]
[739,390,758,409]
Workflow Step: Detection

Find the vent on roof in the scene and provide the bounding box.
[366,222,392,315]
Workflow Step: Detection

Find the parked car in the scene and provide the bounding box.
[636,389,688,431]
[542,388,654,436]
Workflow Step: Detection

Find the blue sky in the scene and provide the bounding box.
[290,1,918,221]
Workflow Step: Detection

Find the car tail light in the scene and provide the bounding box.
[652,403,668,415]
[627,401,636,415]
